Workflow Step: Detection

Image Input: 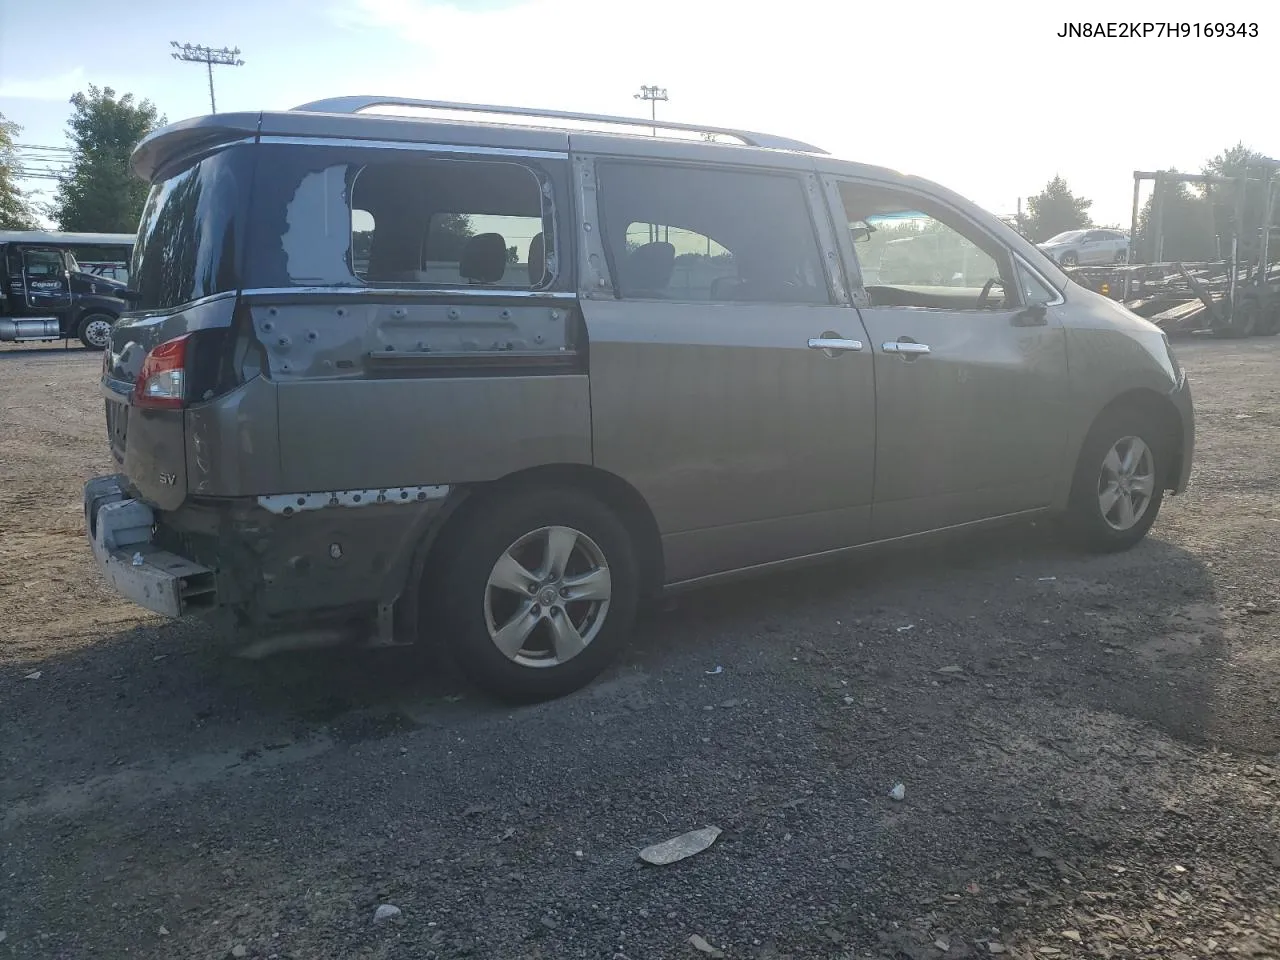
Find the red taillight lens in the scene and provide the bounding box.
[133,335,190,409]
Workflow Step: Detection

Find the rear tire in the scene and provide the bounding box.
[1066,407,1168,553]
[428,487,639,702]
[77,312,115,351]
[1212,299,1259,339]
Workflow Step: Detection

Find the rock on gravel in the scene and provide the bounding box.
[639,825,722,865]
[688,933,725,957]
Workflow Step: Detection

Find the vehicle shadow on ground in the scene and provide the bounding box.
[1,522,1244,960]
[2,519,1226,759]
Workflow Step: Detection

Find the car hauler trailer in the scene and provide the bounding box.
[1065,168,1280,338]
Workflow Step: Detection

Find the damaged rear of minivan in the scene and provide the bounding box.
[86,109,618,700]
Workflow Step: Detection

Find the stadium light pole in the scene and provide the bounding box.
[170,42,245,114]
[633,85,668,136]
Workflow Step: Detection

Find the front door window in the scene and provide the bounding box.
[22,248,71,310]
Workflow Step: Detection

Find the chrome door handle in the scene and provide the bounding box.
[807,337,863,352]
[882,341,931,355]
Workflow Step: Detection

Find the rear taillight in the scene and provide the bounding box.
[133,334,191,409]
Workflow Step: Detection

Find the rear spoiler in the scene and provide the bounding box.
[130,112,262,182]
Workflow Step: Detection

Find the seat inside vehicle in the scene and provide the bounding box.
[528,232,546,286]
[459,232,508,284]
[353,159,545,288]
[621,241,675,297]
[597,162,830,304]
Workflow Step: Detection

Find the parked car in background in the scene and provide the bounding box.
[0,231,134,350]
[84,97,1193,702]
[1038,228,1129,266]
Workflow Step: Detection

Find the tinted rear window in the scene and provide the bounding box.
[131,148,251,311]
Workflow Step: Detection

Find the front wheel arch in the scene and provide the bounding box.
[1065,396,1179,551]
[1072,388,1184,496]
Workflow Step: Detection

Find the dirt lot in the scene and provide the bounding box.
[2,338,1279,960]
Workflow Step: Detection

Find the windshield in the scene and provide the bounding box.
[1044,230,1085,244]
[131,147,252,311]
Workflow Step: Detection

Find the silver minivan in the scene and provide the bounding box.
[85,98,1194,701]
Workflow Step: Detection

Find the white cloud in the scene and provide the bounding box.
[0,67,87,101]
[277,0,1280,222]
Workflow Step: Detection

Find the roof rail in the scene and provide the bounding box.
[289,96,827,155]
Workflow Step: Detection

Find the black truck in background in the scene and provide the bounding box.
[0,231,134,351]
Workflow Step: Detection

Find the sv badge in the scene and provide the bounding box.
[159,472,177,486]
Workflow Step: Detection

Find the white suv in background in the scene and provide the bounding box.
[1038,229,1129,266]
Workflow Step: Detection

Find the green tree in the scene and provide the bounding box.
[1202,142,1276,262]
[429,213,475,260]
[1022,175,1093,242]
[0,112,39,229]
[1134,173,1217,263]
[51,86,162,232]
[1203,142,1270,180]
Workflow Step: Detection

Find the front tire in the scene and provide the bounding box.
[1066,408,1168,552]
[429,487,639,702]
[77,312,115,351]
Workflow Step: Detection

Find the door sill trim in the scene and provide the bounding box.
[661,507,1050,595]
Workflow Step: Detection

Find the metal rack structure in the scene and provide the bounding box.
[1066,167,1280,338]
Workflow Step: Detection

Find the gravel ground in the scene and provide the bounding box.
[1,337,1279,960]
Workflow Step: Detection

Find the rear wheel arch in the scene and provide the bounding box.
[422,463,665,601]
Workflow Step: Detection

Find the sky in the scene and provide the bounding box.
[1,0,1275,228]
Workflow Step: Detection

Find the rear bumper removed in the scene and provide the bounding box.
[83,475,216,617]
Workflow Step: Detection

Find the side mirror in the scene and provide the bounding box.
[850,226,872,243]
[1012,302,1048,327]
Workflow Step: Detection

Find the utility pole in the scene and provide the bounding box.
[170,42,245,114]
[633,85,668,136]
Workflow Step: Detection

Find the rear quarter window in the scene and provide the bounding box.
[244,144,566,293]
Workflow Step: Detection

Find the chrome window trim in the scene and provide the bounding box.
[123,285,582,314]
[239,286,577,301]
